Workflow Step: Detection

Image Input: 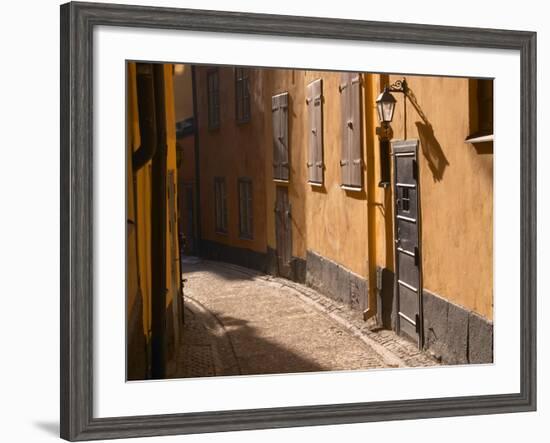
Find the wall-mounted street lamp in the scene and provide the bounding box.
[376,87,397,125]
[375,78,408,188]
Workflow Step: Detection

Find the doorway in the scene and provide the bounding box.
[392,140,424,348]
[275,186,292,279]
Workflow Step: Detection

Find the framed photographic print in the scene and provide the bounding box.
[60,1,537,441]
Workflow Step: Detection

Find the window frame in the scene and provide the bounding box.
[235,67,251,124]
[306,79,324,185]
[238,177,253,239]
[206,68,220,130]
[466,78,494,143]
[214,177,228,234]
[339,72,363,190]
[272,91,290,182]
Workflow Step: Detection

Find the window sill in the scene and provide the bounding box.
[341,185,363,192]
[465,133,494,143]
[273,179,290,184]
[308,181,324,187]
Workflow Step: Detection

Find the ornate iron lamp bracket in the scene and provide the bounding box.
[388,78,408,94]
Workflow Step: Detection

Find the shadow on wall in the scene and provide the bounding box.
[405,87,449,182]
[471,141,493,155]
[415,121,449,182]
[127,293,148,381]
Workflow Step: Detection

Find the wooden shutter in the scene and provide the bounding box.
[238,178,253,239]
[340,72,362,188]
[272,92,289,181]
[214,179,220,231]
[307,79,324,184]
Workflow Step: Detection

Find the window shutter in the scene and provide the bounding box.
[272,92,289,181]
[349,73,362,188]
[339,73,351,186]
[340,72,362,188]
[222,179,228,231]
[272,94,281,179]
[238,178,253,239]
[307,79,324,184]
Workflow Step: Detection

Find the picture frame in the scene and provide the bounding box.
[60,1,537,441]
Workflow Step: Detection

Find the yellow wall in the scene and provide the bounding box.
[262,69,308,261]
[387,74,493,320]
[262,70,373,279]
[194,65,493,321]
[197,67,373,279]
[195,66,269,254]
[304,71,370,278]
[127,62,182,379]
[164,63,179,306]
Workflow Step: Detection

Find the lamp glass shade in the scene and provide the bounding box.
[376,89,397,124]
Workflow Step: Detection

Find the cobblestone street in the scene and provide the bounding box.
[172,258,438,378]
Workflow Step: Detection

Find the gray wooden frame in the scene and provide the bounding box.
[60,1,537,440]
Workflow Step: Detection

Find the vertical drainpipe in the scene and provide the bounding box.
[191,65,202,256]
[150,64,168,379]
[364,73,378,322]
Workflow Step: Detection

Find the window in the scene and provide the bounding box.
[235,68,251,123]
[466,79,494,143]
[339,72,363,189]
[477,79,493,135]
[238,178,253,239]
[272,92,289,181]
[214,177,228,233]
[306,79,324,184]
[207,70,220,129]
[401,187,410,212]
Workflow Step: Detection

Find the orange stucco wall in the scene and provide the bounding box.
[127,63,182,379]
[263,70,371,278]
[192,65,493,321]
[387,74,493,320]
[195,66,269,254]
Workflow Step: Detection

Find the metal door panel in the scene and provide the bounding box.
[397,251,418,286]
[396,218,417,253]
[398,282,418,316]
[399,312,418,342]
[394,152,416,184]
[393,140,423,348]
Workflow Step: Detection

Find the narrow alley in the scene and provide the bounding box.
[171,258,438,379]
[127,64,494,380]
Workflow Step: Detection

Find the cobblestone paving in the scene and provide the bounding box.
[174,258,438,378]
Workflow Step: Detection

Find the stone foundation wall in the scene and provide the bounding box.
[423,289,493,364]
[305,250,368,312]
[377,266,493,364]
[200,240,269,273]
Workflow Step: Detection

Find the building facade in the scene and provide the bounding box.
[127,62,183,380]
[182,65,493,365]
